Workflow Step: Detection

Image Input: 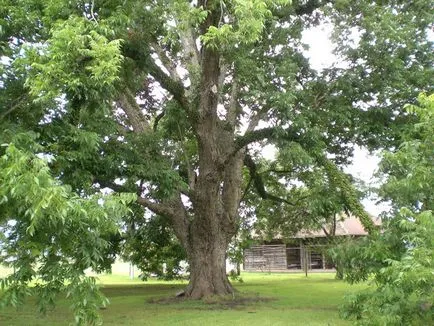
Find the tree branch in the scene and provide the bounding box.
[139,194,191,248]
[261,168,296,175]
[117,90,151,133]
[240,177,253,202]
[178,27,200,67]
[0,95,27,121]
[226,77,239,127]
[235,127,300,152]
[177,123,196,190]
[243,154,297,206]
[245,102,275,133]
[151,41,182,83]
[153,110,166,131]
[245,110,263,133]
[235,127,274,149]
[97,177,191,246]
[321,226,330,238]
[293,0,331,16]
[146,57,190,113]
[137,196,175,217]
[314,154,377,234]
[272,0,332,19]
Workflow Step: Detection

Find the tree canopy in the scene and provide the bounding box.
[0,0,433,324]
[336,94,434,325]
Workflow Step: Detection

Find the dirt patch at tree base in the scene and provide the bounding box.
[147,293,275,310]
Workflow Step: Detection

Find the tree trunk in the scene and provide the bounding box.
[181,151,244,298]
[184,228,233,298]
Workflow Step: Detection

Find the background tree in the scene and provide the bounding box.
[1,0,433,318]
[335,94,434,325]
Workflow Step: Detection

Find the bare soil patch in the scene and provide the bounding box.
[147,293,276,310]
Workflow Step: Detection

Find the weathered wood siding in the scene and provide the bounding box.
[243,244,287,271]
[244,244,334,271]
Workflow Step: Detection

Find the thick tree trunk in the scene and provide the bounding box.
[169,5,243,298]
[182,163,243,298]
[181,152,244,298]
[184,229,233,298]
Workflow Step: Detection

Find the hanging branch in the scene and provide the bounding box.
[315,155,377,234]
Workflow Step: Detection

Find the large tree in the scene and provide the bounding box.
[1,0,433,304]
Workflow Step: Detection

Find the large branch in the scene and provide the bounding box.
[137,197,176,218]
[226,77,239,127]
[123,36,190,113]
[243,154,297,206]
[96,178,175,217]
[117,90,151,133]
[234,127,300,152]
[146,57,190,113]
[176,124,196,190]
[178,27,200,67]
[245,110,264,133]
[235,127,274,150]
[151,41,182,83]
[97,176,191,245]
[273,0,332,18]
[138,195,191,248]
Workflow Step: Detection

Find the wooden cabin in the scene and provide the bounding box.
[243,214,378,272]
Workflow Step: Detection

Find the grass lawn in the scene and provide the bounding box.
[0,273,367,325]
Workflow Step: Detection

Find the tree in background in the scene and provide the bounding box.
[0,0,433,323]
[336,94,434,325]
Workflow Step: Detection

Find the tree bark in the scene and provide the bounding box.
[184,225,234,298]
[182,154,243,298]
[181,135,244,298]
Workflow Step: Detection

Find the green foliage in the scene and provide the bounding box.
[66,277,110,326]
[227,269,244,283]
[0,133,136,325]
[122,212,187,280]
[244,143,368,241]
[317,156,376,233]
[202,0,291,48]
[26,16,123,109]
[1,0,433,322]
[338,210,433,326]
[335,95,434,325]
[378,93,434,211]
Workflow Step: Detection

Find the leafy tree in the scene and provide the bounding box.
[1,0,433,316]
[337,209,433,325]
[0,132,136,325]
[336,94,434,325]
[378,93,434,212]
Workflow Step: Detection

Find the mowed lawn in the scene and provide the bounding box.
[0,273,367,325]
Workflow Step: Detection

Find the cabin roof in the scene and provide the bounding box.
[292,213,381,239]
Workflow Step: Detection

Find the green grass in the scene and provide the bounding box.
[0,273,367,325]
